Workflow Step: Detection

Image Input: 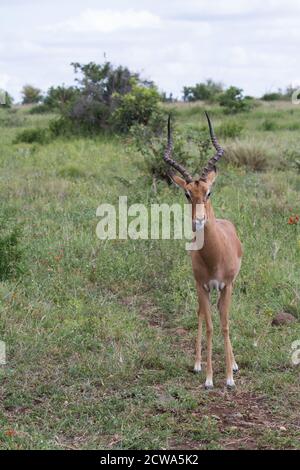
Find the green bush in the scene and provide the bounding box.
[14,127,50,144]
[21,84,43,104]
[29,104,52,114]
[216,120,244,139]
[218,86,251,114]
[111,85,161,133]
[130,113,211,182]
[261,92,283,101]
[43,85,79,111]
[0,222,23,281]
[183,79,223,102]
[261,119,278,131]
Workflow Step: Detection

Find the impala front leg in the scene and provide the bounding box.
[218,284,236,388]
[195,286,213,389]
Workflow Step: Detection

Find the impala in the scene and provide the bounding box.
[163,112,242,389]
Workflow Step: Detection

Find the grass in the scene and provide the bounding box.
[0,101,300,449]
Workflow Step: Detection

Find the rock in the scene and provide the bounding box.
[271,311,297,326]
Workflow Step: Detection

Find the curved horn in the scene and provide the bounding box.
[200,111,224,181]
[163,115,193,183]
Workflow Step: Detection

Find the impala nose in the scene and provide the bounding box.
[193,217,205,232]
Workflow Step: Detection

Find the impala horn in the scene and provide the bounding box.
[199,111,225,181]
[163,115,193,183]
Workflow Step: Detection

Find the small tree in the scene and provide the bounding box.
[111,84,161,133]
[21,85,43,104]
[218,86,251,114]
[182,79,223,102]
[43,85,78,110]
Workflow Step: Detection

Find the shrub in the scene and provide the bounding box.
[0,221,23,281]
[111,85,161,133]
[130,113,211,182]
[43,85,79,111]
[21,84,43,104]
[218,87,251,114]
[225,141,270,171]
[29,104,53,114]
[261,119,278,131]
[216,120,244,139]
[14,127,50,144]
[183,79,223,102]
[261,92,282,101]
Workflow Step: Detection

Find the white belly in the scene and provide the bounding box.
[204,280,225,292]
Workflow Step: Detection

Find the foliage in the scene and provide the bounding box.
[130,113,212,182]
[218,86,252,114]
[216,120,244,139]
[0,214,23,280]
[111,85,161,133]
[14,127,50,144]
[261,92,283,101]
[21,84,43,104]
[51,61,160,134]
[43,85,79,110]
[183,79,223,102]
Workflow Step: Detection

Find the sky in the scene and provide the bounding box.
[0,0,299,101]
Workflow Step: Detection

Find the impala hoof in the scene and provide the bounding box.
[226,378,235,389]
[193,363,202,373]
[232,362,239,373]
[204,379,214,390]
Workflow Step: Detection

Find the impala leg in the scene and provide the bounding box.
[218,284,235,388]
[194,308,203,373]
[196,286,213,388]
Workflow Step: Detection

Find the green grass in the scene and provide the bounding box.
[0,102,299,449]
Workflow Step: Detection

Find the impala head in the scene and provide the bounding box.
[163,112,224,232]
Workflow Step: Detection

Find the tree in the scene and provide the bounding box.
[56,60,161,134]
[21,85,43,104]
[218,86,251,114]
[43,85,78,110]
[182,79,223,102]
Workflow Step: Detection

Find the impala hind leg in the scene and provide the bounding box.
[218,284,236,388]
[195,286,213,388]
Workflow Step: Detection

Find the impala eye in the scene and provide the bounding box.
[206,191,211,200]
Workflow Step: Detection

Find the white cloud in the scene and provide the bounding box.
[45,8,161,34]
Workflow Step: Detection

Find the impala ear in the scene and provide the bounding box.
[170,174,187,189]
[206,168,217,188]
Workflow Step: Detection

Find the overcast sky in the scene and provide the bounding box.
[1,0,299,101]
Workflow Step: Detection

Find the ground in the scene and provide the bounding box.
[0,100,299,449]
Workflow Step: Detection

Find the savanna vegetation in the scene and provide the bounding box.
[0,72,300,449]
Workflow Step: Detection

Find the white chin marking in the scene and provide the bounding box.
[205,379,213,389]
[226,378,235,388]
[195,220,205,231]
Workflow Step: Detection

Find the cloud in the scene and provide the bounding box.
[45,8,162,34]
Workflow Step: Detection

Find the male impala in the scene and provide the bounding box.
[163,112,242,389]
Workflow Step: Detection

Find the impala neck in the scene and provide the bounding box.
[200,201,221,259]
